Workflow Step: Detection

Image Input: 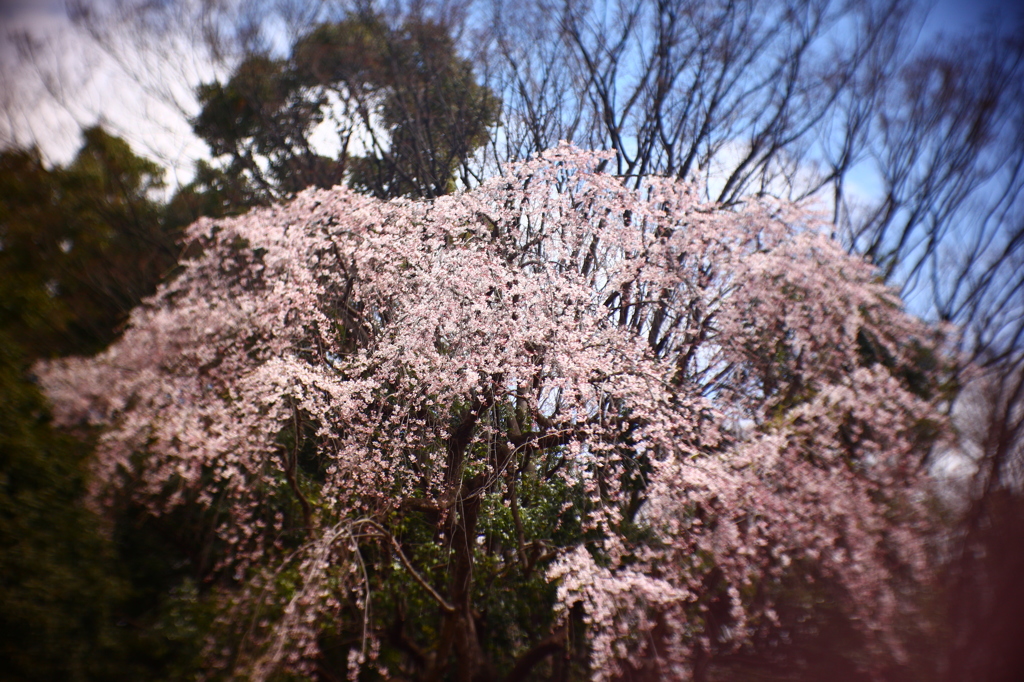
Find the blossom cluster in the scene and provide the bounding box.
[39,145,946,679]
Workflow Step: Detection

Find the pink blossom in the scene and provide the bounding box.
[38,145,950,679]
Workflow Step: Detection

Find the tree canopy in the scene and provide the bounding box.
[0,126,177,359]
[5,0,1023,678]
[39,147,950,681]
[0,127,211,682]
[190,11,498,204]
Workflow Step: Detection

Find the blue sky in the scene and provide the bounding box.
[926,0,1022,33]
[2,0,1019,34]
[0,0,64,22]
[1,0,1020,182]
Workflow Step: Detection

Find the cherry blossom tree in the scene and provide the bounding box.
[38,146,949,681]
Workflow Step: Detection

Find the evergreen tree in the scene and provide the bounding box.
[0,127,178,359]
[190,11,498,204]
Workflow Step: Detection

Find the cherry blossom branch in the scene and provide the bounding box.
[283,400,313,529]
[508,470,530,570]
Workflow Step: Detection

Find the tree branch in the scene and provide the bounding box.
[356,519,455,614]
[502,626,567,682]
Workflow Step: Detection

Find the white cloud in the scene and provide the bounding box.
[1,2,211,189]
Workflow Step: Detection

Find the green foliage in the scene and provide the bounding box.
[0,346,216,681]
[189,12,498,203]
[0,127,178,359]
[0,128,215,680]
[333,16,499,199]
[0,333,125,681]
[164,159,263,229]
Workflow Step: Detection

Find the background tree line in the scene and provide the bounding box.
[1,0,1022,679]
